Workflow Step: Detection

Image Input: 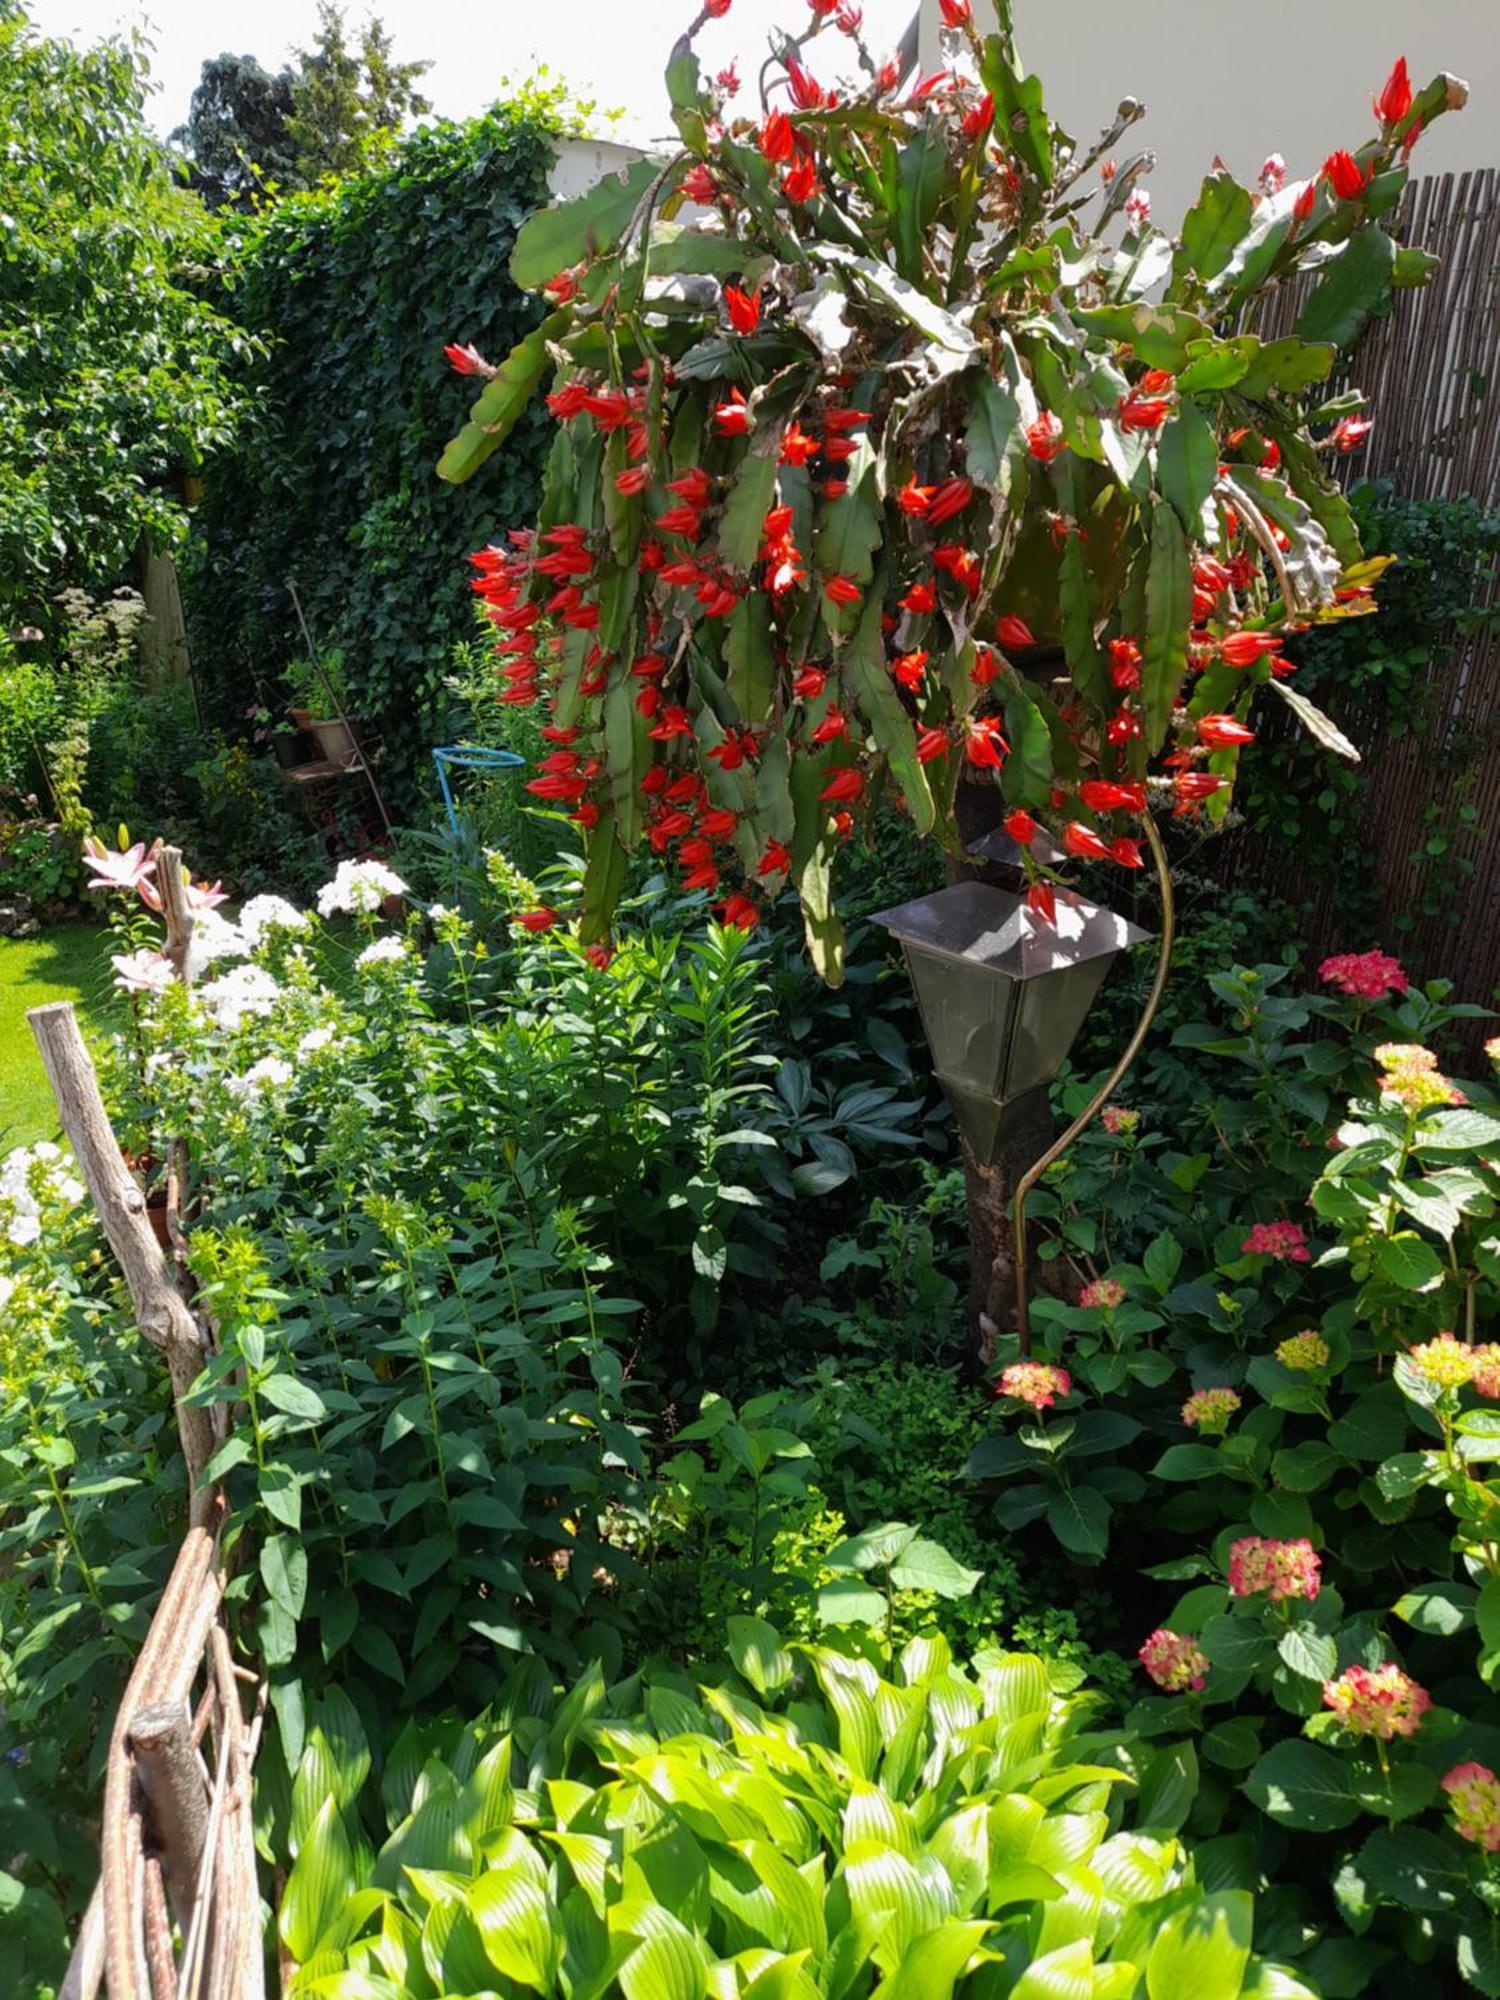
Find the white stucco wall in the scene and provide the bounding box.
[920,0,1497,229]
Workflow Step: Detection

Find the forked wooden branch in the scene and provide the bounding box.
[27,1000,216,1520]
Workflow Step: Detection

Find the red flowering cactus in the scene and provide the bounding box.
[440,16,1464,978]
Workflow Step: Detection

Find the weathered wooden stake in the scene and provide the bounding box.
[127,1704,209,1936]
[28,1000,215,1521]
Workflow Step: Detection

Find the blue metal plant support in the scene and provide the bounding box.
[431,745,525,840]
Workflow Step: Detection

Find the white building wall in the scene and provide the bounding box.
[920,0,1497,230]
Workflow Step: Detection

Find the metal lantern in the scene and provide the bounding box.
[872,876,1150,1163]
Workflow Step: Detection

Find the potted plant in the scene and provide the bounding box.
[283,649,360,766]
[247,700,307,770]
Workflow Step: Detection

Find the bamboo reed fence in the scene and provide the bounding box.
[1225,168,1500,1040]
[41,849,266,2000]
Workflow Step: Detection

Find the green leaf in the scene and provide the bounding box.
[843,581,935,834]
[279,1795,358,1962]
[1393,1580,1477,1636]
[966,373,1026,498]
[257,1374,328,1422]
[1246,1740,1360,1831]
[1177,173,1255,283]
[437,313,567,484]
[1416,1108,1500,1153]
[1136,1741,1199,1832]
[470,1859,560,1987]
[818,1577,887,1628]
[1146,1890,1253,2000]
[1277,1622,1337,1682]
[789,746,846,988]
[880,1920,996,2000]
[1295,228,1397,349]
[1046,1486,1110,1561]
[1008,1938,1094,2000]
[1268,680,1361,763]
[893,122,950,284]
[1327,1393,1408,1463]
[260,1533,308,1623]
[1356,1824,1470,1912]
[889,1537,982,1599]
[816,456,882,587]
[579,810,629,944]
[1372,1234,1445,1293]
[1056,533,1107,711]
[511,155,658,289]
[1157,402,1219,534]
[816,243,978,358]
[605,677,651,848]
[1142,499,1191,750]
[1075,304,1214,371]
[727,1615,795,1696]
[724,594,775,726]
[718,431,784,574]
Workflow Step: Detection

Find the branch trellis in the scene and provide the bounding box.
[38,847,266,2000]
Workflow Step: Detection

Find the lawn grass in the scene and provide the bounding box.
[0,922,119,1146]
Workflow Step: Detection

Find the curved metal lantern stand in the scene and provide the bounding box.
[1012,811,1176,1356]
[431,744,526,841]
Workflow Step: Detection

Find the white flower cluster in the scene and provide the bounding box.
[317,860,408,918]
[239,895,309,950]
[356,935,407,968]
[297,1026,337,1057]
[1,1142,86,1247]
[225,1056,294,1105]
[112,948,174,995]
[199,963,282,1031]
[189,908,249,969]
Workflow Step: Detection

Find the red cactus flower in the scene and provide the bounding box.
[1027,880,1057,923]
[1374,55,1412,126]
[1004,809,1036,845]
[820,765,864,802]
[1323,150,1371,201]
[823,574,861,607]
[915,726,949,764]
[1026,412,1066,462]
[515,907,559,932]
[965,716,1008,768]
[1062,822,1112,861]
[939,0,970,23]
[717,894,760,931]
[758,839,792,878]
[1197,713,1256,748]
[782,149,821,204]
[925,477,973,525]
[723,284,761,334]
[759,110,795,162]
[1079,780,1146,814]
[1331,415,1374,452]
[995,615,1035,650]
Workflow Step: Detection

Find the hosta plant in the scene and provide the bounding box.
[278,1618,1311,1998]
[440,3,1464,976]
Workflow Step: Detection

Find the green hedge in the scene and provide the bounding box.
[182,92,564,807]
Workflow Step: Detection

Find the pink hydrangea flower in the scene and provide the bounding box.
[995,1361,1071,1410]
[1471,1346,1500,1398]
[1444,1763,1500,1852]
[1374,1042,1463,1113]
[1229,1536,1321,1603]
[1485,1037,1500,1069]
[1139,1628,1209,1692]
[1318,950,1408,1001]
[1182,1386,1242,1434]
[1322,1662,1430,1740]
[1276,1330,1330,1372]
[1101,1104,1139,1136]
[1079,1277,1126,1310]
[1241,1220,1311,1263]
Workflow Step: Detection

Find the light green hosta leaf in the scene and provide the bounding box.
[1008,1936,1094,2000]
[1146,1890,1253,2000]
[844,1839,955,1974]
[469,1860,560,1989]
[280,1796,360,1963]
[610,1898,713,2000]
[877,1918,996,1998]
[1246,1740,1360,1831]
[727,1615,795,1697]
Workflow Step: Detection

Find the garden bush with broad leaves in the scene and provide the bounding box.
[967,947,1500,1994]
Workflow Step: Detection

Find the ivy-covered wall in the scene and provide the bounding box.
[182,95,564,804]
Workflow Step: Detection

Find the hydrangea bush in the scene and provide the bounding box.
[439,3,1464,975]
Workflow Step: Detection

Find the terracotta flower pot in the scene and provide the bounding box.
[308,717,360,766]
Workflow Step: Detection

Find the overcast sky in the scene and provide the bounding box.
[24,0,918,141]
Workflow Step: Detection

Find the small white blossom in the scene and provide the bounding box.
[317,859,408,917]
[296,1026,337,1057]
[112,949,173,995]
[187,908,249,974]
[0,1142,87,1246]
[225,1056,294,1104]
[1124,187,1152,228]
[239,895,309,949]
[356,935,408,968]
[199,964,281,1031]
[428,903,457,922]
